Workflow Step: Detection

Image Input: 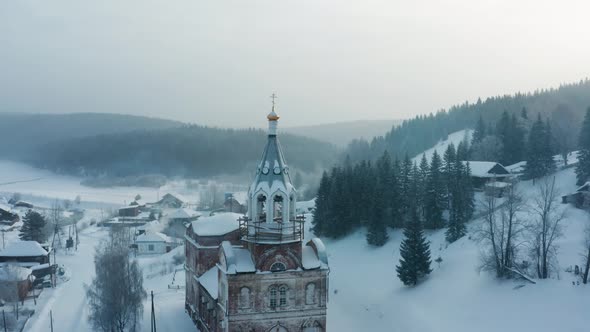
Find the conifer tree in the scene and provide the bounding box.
[400,154,413,222]
[524,114,555,181]
[312,171,332,236]
[396,210,432,286]
[424,151,445,229]
[443,143,457,208]
[576,107,590,185]
[19,210,47,243]
[472,115,487,145]
[418,154,430,219]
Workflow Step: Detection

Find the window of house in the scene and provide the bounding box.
[239,287,250,308]
[305,283,316,305]
[270,262,286,272]
[269,286,277,308]
[148,244,154,251]
[279,285,287,306]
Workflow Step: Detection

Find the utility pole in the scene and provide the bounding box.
[50,310,54,332]
[151,291,156,332]
[3,310,6,332]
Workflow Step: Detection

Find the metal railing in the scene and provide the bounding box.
[238,215,305,243]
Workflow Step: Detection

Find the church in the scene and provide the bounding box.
[185,102,329,332]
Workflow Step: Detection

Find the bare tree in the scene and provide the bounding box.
[477,185,526,278]
[529,177,564,279]
[86,233,146,332]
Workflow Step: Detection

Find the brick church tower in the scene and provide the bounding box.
[185,100,329,332]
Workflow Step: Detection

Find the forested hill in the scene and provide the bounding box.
[0,112,182,158]
[345,79,590,162]
[28,126,338,179]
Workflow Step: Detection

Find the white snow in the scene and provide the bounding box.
[465,161,507,178]
[301,246,321,269]
[198,266,219,300]
[233,248,256,273]
[167,208,200,220]
[136,232,171,243]
[0,241,48,257]
[412,129,472,163]
[0,265,32,281]
[191,212,242,236]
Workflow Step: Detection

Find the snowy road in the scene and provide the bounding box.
[25,227,107,332]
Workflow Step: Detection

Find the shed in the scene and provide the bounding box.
[134,232,179,255]
[463,161,512,188]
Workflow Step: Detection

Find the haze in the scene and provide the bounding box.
[1,0,589,128]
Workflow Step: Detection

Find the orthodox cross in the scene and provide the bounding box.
[270,93,277,108]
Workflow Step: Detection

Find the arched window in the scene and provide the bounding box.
[269,286,277,308]
[257,194,266,222]
[302,321,322,332]
[239,287,250,308]
[270,262,286,272]
[279,285,288,306]
[305,283,316,305]
[273,195,284,222]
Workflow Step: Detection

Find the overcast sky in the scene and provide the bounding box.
[1,0,589,128]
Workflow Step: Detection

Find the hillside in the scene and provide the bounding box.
[28,126,339,180]
[317,135,590,331]
[0,112,182,158]
[345,80,590,162]
[283,119,402,147]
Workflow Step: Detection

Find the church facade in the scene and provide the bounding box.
[185,105,329,332]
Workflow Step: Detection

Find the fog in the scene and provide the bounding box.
[1,0,589,127]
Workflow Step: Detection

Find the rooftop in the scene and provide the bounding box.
[191,213,241,237]
[0,241,48,257]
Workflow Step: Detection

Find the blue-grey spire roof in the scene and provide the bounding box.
[250,111,295,196]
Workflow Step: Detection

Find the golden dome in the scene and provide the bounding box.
[267,110,280,121]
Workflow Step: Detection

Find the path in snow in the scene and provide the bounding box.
[25,227,108,332]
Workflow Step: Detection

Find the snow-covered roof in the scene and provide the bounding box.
[0,241,48,257]
[136,232,171,243]
[505,161,526,174]
[302,246,321,269]
[220,241,256,274]
[485,181,511,188]
[168,208,200,220]
[463,161,510,178]
[198,266,219,300]
[190,213,241,237]
[309,238,329,267]
[0,265,32,281]
[163,193,188,203]
[0,203,12,212]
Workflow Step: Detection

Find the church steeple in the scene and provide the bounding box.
[243,96,301,243]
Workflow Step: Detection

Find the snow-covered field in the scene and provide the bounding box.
[0,160,204,207]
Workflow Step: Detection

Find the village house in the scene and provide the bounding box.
[224,194,247,214]
[154,193,188,209]
[562,182,590,208]
[168,208,201,223]
[464,161,513,195]
[134,232,179,255]
[185,109,329,332]
[0,204,19,226]
[0,241,51,267]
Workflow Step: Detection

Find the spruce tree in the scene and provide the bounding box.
[472,115,487,145]
[424,151,445,229]
[312,171,332,236]
[19,210,47,243]
[400,154,413,222]
[576,107,590,185]
[443,143,457,208]
[396,210,432,286]
[524,114,555,181]
[418,154,429,219]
